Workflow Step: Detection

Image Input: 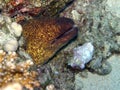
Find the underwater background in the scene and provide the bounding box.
[0,0,120,90]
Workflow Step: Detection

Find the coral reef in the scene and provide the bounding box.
[37,58,75,90]
[1,0,74,22]
[0,0,77,89]
[0,15,21,52]
[60,0,119,75]
[0,14,40,89]
[22,17,78,65]
[0,0,119,89]
[0,49,40,89]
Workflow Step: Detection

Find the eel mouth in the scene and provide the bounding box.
[51,17,78,46]
[51,25,78,48]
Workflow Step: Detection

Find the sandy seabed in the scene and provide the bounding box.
[79,54,120,90]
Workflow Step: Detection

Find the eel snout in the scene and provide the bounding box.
[22,17,78,65]
[51,17,78,47]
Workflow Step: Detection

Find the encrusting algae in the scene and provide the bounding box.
[22,17,78,65]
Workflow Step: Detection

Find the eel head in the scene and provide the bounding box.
[22,17,78,65]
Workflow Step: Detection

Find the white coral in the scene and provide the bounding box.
[10,22,23,37]
[0,15,22,52]
[68,42,94,69]
[3,39,18,52]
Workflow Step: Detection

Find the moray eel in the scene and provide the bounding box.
[22,17,78,65]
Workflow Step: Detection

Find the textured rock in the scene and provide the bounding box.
[106,0,120,17]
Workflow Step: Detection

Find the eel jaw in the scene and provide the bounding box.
[51,25,78,48]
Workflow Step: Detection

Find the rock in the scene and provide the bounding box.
[95,61,112,75]
[106,0,120,18]
[68,42,94,69]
